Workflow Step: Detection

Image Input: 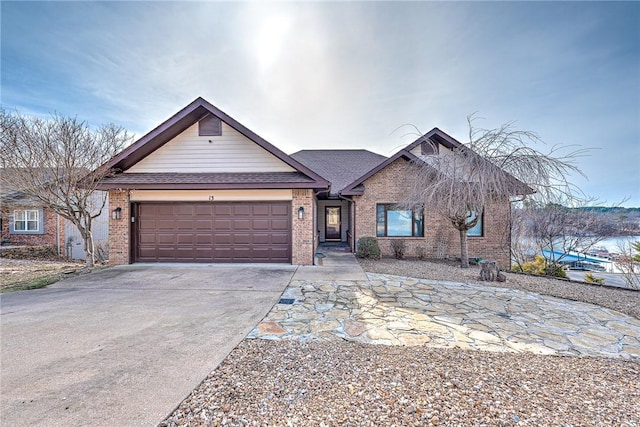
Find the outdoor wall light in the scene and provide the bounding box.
[298,206,305,220]
[112,207,122,220]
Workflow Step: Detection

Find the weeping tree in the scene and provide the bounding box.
[0,109,132,267]
[403,116,587,268]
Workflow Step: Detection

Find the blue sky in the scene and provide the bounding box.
[2,1,639,206]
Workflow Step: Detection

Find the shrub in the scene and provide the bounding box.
[416,246,426,261]
[521,255,567,278]
[390,239,406,260]
[584,273,605,284]
[356,237,381,259]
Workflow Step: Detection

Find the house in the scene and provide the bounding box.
[0,173,109,260]
[97,97,512,267]
[0,186,65,253]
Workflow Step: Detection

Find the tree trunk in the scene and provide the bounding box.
[84,231,95,268]
[459,228,469,268]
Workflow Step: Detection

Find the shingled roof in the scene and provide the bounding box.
[290,150,387,197]
[97,172,317,190]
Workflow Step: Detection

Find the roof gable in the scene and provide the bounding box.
[101,97,328,188]
[341,127,532,196]
[340,150,419,196]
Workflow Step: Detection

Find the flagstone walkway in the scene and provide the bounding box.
[248,253,640,359]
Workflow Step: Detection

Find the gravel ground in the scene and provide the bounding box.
[359,258,640,320]
[162,257,640,426]
[162,340,640,426]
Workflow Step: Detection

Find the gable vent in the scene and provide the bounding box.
[421,140,439,155]
[199,115,222,136]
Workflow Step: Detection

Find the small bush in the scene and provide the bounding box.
[356,237,381,260]
[390,239,406,260]
[521,255,567,278]
[584,273,605,284]
[416,246,426,261]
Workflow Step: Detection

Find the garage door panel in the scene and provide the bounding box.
[195,205,213,215]
[176,234,196,244]
[215,233,232,244]
[252,233,270,245]
[267,250,289,261]
[271,219,289,230]
[252,205,270,216]
[194,220,212,230]
[136,202,291,263]
[158,233,177,244]
[195,234,213,245]
[233,219,251,230]
[271,204,288,216]
[234,233,252,244]
[253,219,270,230]
[214,219,232,230]
[233,205,251,216]
[176,220,194,230]
[139,233,156,244]
[156,220,176,230]
[271,233,290,245]
[214,205,232,215]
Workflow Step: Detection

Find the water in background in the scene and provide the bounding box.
[594,236,640,253]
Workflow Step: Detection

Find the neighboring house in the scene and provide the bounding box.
[0,185,66,253]
[0,175,109,260]
[97,97,513,267]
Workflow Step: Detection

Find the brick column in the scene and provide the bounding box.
[291,189,314,265]
[108,190,131,265]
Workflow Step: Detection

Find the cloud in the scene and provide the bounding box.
[2,1,638,205]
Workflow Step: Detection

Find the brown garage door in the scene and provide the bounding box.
[134,202,291,263]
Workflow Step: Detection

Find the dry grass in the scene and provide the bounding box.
[0,258,84,292]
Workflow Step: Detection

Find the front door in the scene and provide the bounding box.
[325,207,341,241]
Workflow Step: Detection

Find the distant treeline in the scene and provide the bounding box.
[575,207,640,214]
[570,206,640,235]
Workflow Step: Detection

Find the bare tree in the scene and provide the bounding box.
[518,201,615,275]
[616,239,640,290]
[403,117,587,268]
[0,109,132,267]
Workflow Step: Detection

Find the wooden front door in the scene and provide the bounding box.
[325,207,341,241]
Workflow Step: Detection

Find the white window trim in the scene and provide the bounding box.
[11,208,42,234]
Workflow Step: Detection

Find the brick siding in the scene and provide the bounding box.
[1,206,65,254]
[353,158,511,268]
[292,189,315,265]
[108,190,131,265]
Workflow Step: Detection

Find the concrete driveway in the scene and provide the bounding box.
[0,264,296,426]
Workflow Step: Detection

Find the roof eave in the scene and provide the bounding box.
[95,181,327,191]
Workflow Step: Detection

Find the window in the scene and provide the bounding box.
[14,209,39,232]
[376,204,423,237]
[467,210,483,237]
[198,115,222,136]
